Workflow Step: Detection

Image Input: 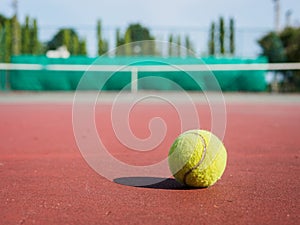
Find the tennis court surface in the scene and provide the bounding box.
[0,92,299,225]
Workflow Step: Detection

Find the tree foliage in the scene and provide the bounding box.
[20,16,40,55]
[185,35,193,56]
[258,27,300,63]
[168,34,174,57]
[115,23,156,56]
[229,18,235,55]
[208,22,215,55]
[279,27,300,91]
[21,16,30,54]
[47,28,87,55]
[176,35,181,57]
[11,15,21,55]
[125,24,154,42]
[0,14,41,61]
[279,27,300,62]
[79,39,87,55]
[4,19,11,62]
[258,27,300,91]
[0,23,4,61]
[219,17,225,54]
[258,32,285,63]
[97,20,108,56]
[208,17,235,56]
[31,19,39,54]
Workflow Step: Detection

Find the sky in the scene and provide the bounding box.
[1,0,300,57]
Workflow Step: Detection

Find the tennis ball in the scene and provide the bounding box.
[168,129,227,188]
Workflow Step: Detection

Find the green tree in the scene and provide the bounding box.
[97,20,108,55]
[279,27,300,62]
[219,17,225,54]
[258,32,287,92]
[258,32,285,63]
[208,22,215,55]
[229,18,235,55]
[0,14,7,27]
[126,23,154,42]
[122,23,155,56]
[71,35,79,55]
[115,28,124,55]
[124,28,132,55]
[30,18,39,54]
[0,14,41,61]
[22,16,40,55]
[47,28,86,55]
[116,28,122,46]
[11,15,21,55]
[62,29,71,50]
[21,16,30,54]
[0,15,10,62]
[258,27,300,62]
[185,35,193,56]
[168,34,173,57]
[0,23,4,61]
[114,23,156,56]
[79,39,87,55]
[177,35,181,57]
[279,27,300,91]
[4,19,11,62]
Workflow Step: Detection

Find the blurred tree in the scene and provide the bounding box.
[258,31,288,91]
[279,27,300,62]
[0,20,5,61]
[79,39,87,55]
[71,35,79,55]
[0,24,2,59]
[279,27,300,91]
[124,28,132,55]
[168,34,174,57]
[126,23,154,42]
[30,18,39,54]
[0,15,12,62]
[62,29,71,50]
[229,18,235,55]
[121,23,155,56]
[11,15,21,55]
[208,22,215,55]
[116,28,122,46]
[0,14,7,26]
[258,32,285,63]
[47,28,86,55]
[97,20,108,55]
[219,17,225,54]
[185,35,193,56]
[177,35,181,57]
[115,28,124,55]
[0,14,42,61]
[21,16,30,54]
[22,16,40,55]
[4,19,11,62]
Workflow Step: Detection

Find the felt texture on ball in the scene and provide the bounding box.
[168,129,227,188]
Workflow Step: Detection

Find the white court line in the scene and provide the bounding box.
[0,92,300,104]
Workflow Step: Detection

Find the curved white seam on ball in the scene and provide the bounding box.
[183,132,207,186]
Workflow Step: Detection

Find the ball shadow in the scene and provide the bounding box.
[114,177,190,190]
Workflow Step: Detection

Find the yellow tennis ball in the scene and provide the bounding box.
[168,129,227,188]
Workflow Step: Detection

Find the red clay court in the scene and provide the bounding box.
[0,92,299,225]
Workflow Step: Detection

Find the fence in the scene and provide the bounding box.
[1,56,299,92]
